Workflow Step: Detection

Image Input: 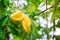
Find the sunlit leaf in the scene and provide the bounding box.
[14,36,22,40]
[27,3,36,13]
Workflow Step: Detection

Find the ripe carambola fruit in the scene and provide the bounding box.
[10,10,24,22]
[10,10,31,32]
[21,14,31,32]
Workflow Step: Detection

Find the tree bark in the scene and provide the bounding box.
[5,30,9,40]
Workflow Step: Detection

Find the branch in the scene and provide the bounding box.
[33,1,60,17]
[52,19,56,40]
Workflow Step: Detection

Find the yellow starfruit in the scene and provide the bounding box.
[10,10,31,32]
[10,10,24,22]
[21,14,31,32]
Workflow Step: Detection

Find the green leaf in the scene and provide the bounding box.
[26,0,31,4]
[41,12,50,19]
[7,25,19,35]
[31,19,42,38]
[31,19,41,31]
[51,7,60,22]
[43,28,51,34]
[8,20,18,29]
[55,36,60,40]
[21,32,27,39]
[56,6,60,18]
[0,30,5,40]
[0,16,8,27]
[1,10,10,16]
[14,36,22,40]
[33,0,42,5]
[27,3,36,12]
[51,12,57,22]
[33,16,39,20]
[47,0,52,4]
[4,0,9,6]
[56,20,60,28]
[0,4,5,13]
[34,21,41,31]
[34,30,42,38]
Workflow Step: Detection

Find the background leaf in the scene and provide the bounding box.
[0,16,8,27]
[0,30,5,40]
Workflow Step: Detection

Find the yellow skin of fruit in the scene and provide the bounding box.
[10,10,31,32]
[10,10,24,21]
[21,14,31,32]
